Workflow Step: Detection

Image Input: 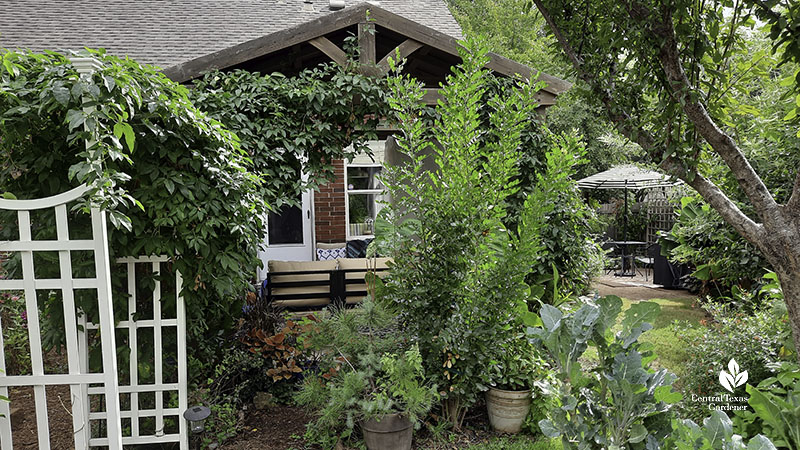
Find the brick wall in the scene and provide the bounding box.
[314,159,347,243]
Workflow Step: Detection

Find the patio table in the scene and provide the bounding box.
[608,240,647,277]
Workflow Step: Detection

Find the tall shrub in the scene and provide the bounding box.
[518,131,603,299]
[377,38,547,428]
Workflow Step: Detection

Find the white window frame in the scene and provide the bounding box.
[345,162,385,240]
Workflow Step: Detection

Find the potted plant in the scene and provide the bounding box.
[485,336,547,433]
[297,298,436,450]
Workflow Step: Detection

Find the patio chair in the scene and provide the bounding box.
[601,241,622,275]
[634,243,658,281]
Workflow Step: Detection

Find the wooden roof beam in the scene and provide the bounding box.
[308,37,349,67]
[358,22,378,76]
[358,22,376,64]
[163,5,368,82]
[365,7,570,95]
[377,39,423,75]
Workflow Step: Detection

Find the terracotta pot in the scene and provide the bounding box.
[362,413,413,450]
[485,387,531,433]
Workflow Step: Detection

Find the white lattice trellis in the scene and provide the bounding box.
[0,185,123,450]
[83,256,188,449]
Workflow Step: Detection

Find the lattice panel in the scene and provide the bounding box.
[0,185,122,450]
[83,256,187,449]
[645,188,678,244]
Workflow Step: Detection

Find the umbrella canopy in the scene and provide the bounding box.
[577,165,680,190]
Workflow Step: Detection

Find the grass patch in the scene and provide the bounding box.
[627,297,705,378]
[582,296,705,378]
[465,436,561,449]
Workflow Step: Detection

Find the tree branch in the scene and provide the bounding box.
[746,0,781,21]
[534,0,767,245]
[648,3,779,220]
[686,172,764,244]
[533,0,656,152]
[532,0,583,68]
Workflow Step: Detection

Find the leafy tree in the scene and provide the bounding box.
[662,30,800,294]
[467,76,605,298]
[518,131,604,299]
[446,0,566,77]
[0,49,389,372]
[532,0,800,356]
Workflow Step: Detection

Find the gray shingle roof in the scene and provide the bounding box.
[0,0,463,69]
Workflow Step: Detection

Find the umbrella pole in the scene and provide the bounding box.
[622,183,629,274]
[623,184,628,243]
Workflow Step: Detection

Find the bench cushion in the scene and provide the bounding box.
[337,258,392,303]
[268,260,337,308]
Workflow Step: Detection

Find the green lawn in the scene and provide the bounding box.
[583,296,705,379]
[628,297,705,378]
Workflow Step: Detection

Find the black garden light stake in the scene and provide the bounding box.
[183,405,211,449]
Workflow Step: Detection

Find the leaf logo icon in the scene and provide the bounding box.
[719,358,748,393]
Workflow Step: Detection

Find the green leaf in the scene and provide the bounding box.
[621,302,660,338]
[703,410,733,446]
[654,385,683,404]
[746,435,778,450]
[597,295,623,330]
[629,423,648,443]
[540,304,563,332]
[746,385,785,435]
[692,264,712,281]
[66,109,85,131]
[539,419,562,438]
[52,86,70,106]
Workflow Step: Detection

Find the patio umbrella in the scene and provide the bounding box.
[577,164,680,243]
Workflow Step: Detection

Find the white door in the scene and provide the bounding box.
[257,189,314,280]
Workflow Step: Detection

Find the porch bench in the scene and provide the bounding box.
[266,258,391,311]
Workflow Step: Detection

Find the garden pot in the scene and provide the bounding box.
[362,413,413,450]
[485,387,531,433]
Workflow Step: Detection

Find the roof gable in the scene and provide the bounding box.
[0,0,463,69]
[163,4,570,97]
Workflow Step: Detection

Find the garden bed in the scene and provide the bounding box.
[219,400,558,450]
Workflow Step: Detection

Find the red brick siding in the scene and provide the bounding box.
[314,159,347,243]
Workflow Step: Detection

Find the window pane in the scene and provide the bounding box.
[268,203,303,245]
[347,166,383,191]
[348,193,384,237]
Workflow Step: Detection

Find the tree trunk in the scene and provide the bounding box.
[779,271,800,356]
[772,233,800,357]
[757,204,800,357]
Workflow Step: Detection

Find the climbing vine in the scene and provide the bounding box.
[0,48,388,371]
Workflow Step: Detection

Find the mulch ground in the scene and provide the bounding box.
[218,404,317,449]
[219,399,518,450]
[8,384,75,449]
